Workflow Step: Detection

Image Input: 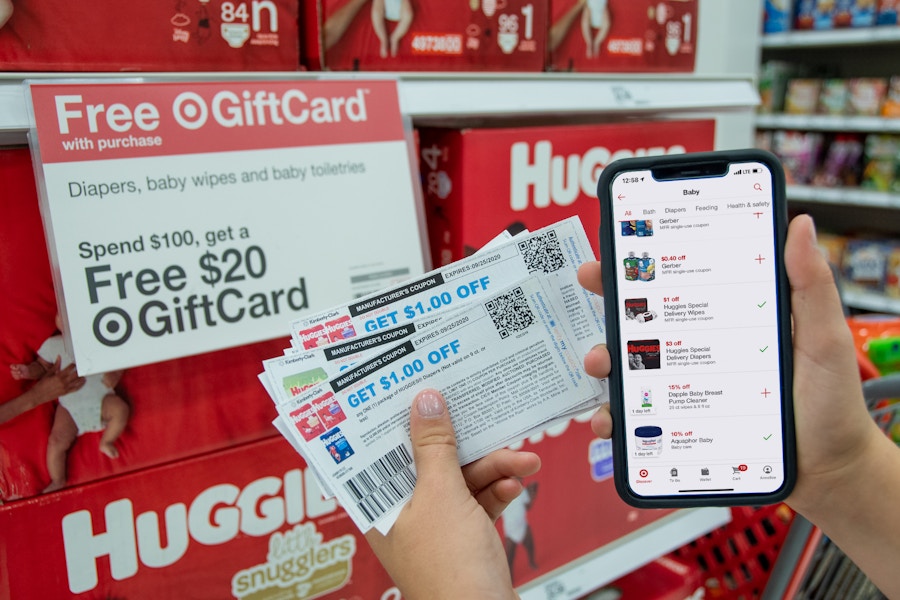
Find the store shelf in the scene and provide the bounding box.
[517,506,732,600]
[762,26,900,49]
[842,289,900,314]
[756,113,900,133]
[0,72,759,145]
[787,184,900,209]
[392,74,758,119]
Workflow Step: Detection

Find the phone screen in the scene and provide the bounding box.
[600,153,794,504]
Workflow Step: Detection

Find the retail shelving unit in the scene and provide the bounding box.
[762,25,900,48]
[757,25,900,316]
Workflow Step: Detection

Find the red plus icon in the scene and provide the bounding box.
[755,254,766,264]
[754,211,764,219]
[761,388,772,398]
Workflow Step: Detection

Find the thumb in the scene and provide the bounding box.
[409,389,465,490]
[784,215,852,348]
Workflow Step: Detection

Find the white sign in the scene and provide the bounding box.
[27,79,427,375]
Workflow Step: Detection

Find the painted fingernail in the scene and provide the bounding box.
[416,390,445,418]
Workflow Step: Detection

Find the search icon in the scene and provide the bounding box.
[753,183,763,191]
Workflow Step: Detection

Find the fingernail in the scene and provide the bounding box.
[808,216,817,245]
[416,390,445,419]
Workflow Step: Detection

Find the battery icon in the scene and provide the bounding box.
[751,168,762,173]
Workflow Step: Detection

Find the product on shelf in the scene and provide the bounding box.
[764,128,900,189]
[764,0,795,33]
[835,0,878,27]
[794,0,835,30]
[882,76,900,117]
[816,230,849,267]
[814,231,900,306]
[768,74,899,117]
[0,435,399,598]
[877,0,900,24]
[758,60,797,113]
[784,78,823,114]
[792,0,884,29]
[756,129,776,153]
[304,0,547,72]
[0,0,300,71]
[888,243,900,297]
[842,237,894,292]
[848,77,889,116]
[765,0,900,30]
[548,0,697,73]
[812,133,865,186]
[818,78,851,115]
[861,134,900,191]
[417,119,716,266]
[771,130,825,184]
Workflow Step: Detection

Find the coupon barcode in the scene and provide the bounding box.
[343,444,416,523]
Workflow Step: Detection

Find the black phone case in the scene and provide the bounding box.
[596,149,796,508]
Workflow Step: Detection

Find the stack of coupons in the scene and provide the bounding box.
[259,216,607,534]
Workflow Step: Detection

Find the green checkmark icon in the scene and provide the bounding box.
[763,434,773,440]
[759,346,768,353]
[757,301,767,308]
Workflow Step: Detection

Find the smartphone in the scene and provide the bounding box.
[596,149,796,508]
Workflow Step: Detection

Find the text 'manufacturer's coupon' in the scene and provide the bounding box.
[27,79,427,375]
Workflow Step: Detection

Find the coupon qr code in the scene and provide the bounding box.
[343,444,416,524]
[486,286,535,339]
[518,230,566,273]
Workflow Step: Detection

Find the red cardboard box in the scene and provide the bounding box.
[0,435,398,599]
[308,0,548,71]
[417,119,717,266]
[500,414,680,591]
[549,0,697,73]
[0,148,286,502]
[593,556,702,600]
[0,0,299,71]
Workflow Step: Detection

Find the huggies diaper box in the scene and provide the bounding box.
[305,0,548,71]
[0,0,299,71]
[417,119,716,267]
[548,0,697,73]
[0,435,398,599]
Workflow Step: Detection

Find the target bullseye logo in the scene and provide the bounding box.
[639,469,649,478]
[92,306,133,347]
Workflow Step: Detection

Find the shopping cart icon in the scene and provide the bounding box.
[732,466,742,474]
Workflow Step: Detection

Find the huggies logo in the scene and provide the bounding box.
[60,468,337,594]
[509,141,686,210]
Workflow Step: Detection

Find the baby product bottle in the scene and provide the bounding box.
[624,252,639,281]
[638,252,655,281]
